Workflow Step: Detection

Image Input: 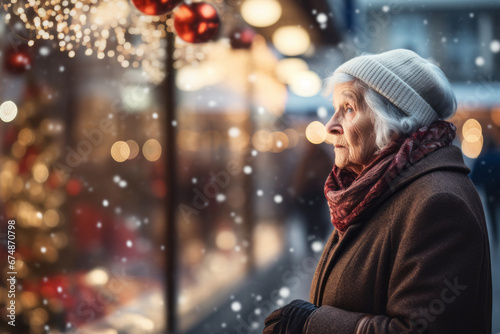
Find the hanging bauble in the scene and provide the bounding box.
[230,27,255,49]
[3,47,32,74]
[130,0,183,16]
[66,178,83,196]
[173,2,221,43]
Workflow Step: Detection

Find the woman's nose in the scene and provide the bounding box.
[325,114,343,135]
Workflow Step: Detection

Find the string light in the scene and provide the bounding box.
[3,0,168,84]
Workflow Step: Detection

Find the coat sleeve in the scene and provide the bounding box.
[303,192,488,334]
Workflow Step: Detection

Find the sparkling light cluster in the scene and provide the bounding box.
[3,0,168,83]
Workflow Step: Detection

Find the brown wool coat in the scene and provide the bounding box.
[305,144,492,334]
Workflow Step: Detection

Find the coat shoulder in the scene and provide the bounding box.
[387,168,488,240]
[390,167,480,212]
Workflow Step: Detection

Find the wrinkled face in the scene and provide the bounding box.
[325,81,377,174]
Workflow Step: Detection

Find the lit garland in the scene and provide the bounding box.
[2,0,169,84]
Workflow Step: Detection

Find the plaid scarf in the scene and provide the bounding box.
[324,120,457,236]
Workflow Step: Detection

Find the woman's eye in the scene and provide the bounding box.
[345,106,354,113]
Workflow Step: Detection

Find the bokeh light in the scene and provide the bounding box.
[143,139,162,161]
[111,141,131,162]
[270,131,289,153]
[126,140,140,159]
[305,121,327,144]
[0,101,18,122]
[462,135,483,158]
[272,26,310,56]
[33,163,49,183]
[461,118,483,158]
[252,129,273,152]
[241,0,282,27]
[491,107,500,127]
[85,268,109,286]
[215,230,237,250]
[275,58,309,84]
[289,70,322,97]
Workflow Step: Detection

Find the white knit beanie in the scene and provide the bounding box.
[334,49,452,124]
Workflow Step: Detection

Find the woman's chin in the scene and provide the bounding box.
[334,161,349,170]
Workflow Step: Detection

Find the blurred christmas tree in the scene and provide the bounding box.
[1,55,72,332]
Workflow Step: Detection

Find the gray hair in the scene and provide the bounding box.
[322,69,456,154]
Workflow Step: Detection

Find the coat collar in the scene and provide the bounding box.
[379,144,470,203]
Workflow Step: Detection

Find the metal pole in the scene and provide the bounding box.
[164,24,177,334]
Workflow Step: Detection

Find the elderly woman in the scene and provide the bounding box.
[263,49,492,333]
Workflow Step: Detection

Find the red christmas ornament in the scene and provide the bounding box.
[18,146,39,175]
[152,179,166,198]
[130,0,182,16]
[66,178,83,196]
[3,47,31,74]
[230,27,255,49]
[173,2,221,43]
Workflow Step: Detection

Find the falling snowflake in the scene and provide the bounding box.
[228,127,241,138]
[256,189,264,196]
[243,166,252,174]
[317,106,328,118]
[40,47,50,56]
[316,13,328,24]
[126,240,133,248]
[216,193,226,202]
[311,241,323,253]
[274,194,283,203]
[475,56,485,67]
[231,301,242,312]
[490,40,500,53]
[279,287,291,298]
[103,199,109,207]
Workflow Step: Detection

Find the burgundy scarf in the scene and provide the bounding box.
[324,120,457,236]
